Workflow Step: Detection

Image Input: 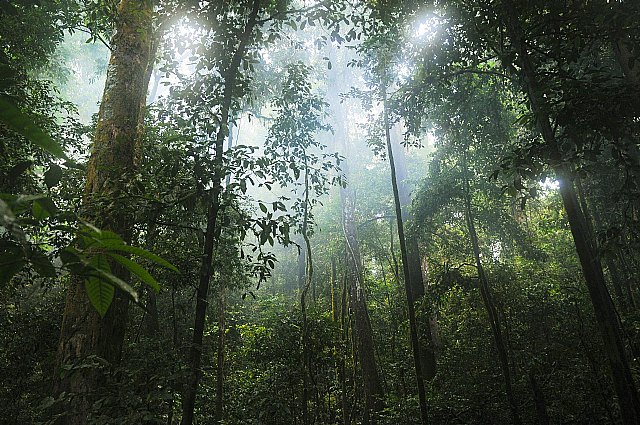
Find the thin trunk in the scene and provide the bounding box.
[214,286,225,424]
[502,4,640,423]
[53,2,153,423]
[462,150,522,425]
[390,128,437,381]
[340,266,350,425]
[144,219,160,336]
[576,176,633,312]
[181,2,261,423]
[382,88,429,425]
[301,154,314,425]
[331,257,338,322]
[528,371,550,425]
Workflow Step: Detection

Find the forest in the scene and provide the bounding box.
[1,0,640,424]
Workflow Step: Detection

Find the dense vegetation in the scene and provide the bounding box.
[1,0,640,424]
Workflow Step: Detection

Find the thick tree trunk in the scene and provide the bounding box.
[390,128,437,381]
[575,177,630,312]
[181,2,261,424]
[462,151,522,425]
[502,3,640,423]
[383,92,429,425]
[53,1,153,423]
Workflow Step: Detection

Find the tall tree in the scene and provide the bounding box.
[390,127,437,381]
[180,1,262,423]
[499,2,640,422]
[383,85,430,425]
[53,1,154,423]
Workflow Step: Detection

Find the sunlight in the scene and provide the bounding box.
[540,178,560,191]
[412,14,441,42]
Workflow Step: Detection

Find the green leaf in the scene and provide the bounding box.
[99,242,178,272]
[0,242,26,285]
[85,253,139,305]
[91,267,139,302]
[0,96,67,159]
[32,200,50,220]
[85,276,114,317]
[107,253,160,293]
[44,164,63,189]
[29,248,57,277]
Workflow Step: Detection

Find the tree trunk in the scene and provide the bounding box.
[383,89,429,425]
[575,177,630,312]
[462,150,522,425]
[528,371,550,425]
[214,286,225,424]
[327,55,384,422]
[390,128,437,381]
[53,1,153,423]
[502,3,640,423]
[180,2,261,424]
[331,257,338,322]
[143,219,160,337]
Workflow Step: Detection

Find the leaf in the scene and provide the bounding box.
[107,253,160,293]
[9,161,32,180]
[99,241,178,272]
[91,267,139,302]
[32,200,49,220]
[44,164,63,189]
[0,96,67,159]
[259,203,268,213]
[29,248,57,277]
[0,241,26,285]
[85,276,115,317]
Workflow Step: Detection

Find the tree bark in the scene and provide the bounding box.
[528,371,550,425]
[214,286,225,424]
[501,3,640,423]
[53,1,154,423]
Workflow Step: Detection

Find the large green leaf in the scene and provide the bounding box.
[100,241,179,272]
[0,96,67,159]
[87,252,139,302]
[83,253,140,316]
[85,276,114,318]
[107,253,160,293]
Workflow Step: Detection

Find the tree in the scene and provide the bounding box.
[53,1,155,423]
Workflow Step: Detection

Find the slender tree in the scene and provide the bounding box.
[383,84,429,425]
[181,1,262,423]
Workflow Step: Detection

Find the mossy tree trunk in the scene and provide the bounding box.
[53,1,154,424]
